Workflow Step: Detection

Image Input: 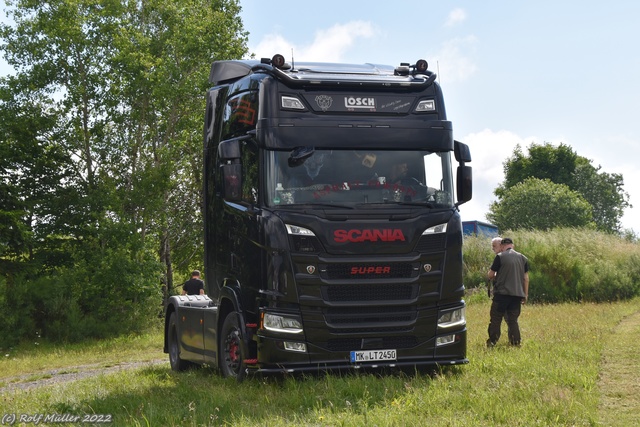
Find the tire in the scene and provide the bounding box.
[168,312,190,371]
[219,312,247,381]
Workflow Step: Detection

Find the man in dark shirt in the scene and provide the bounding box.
[181,270,205,296]
[486,238,529,347]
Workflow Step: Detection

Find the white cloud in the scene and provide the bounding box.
[445,8,467,27]
[250,21,375,63]
[577,134,640,233]
[251,33,295,60]
[458,129,542,224]
[459,130,640,234]
[431,36,478,83]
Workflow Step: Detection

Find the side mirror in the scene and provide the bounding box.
[454,140,471,163]
[218,138,242,161]
[454,140,472,205]
[218,138,244,202]
[221,163,242,201]
[456,165,472,205]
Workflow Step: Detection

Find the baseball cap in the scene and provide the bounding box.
[501,238,513,244]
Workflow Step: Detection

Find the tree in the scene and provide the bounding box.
[572,160,628,234]
[493,142,630,233]
[487,178,594,231]
[0,78,72,276]
[104,0,248,298]
[496,143,578,197]
[0,0,248,342]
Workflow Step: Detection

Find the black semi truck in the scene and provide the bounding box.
[164,54,473,380]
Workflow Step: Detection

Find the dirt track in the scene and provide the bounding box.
[0,359,167,393]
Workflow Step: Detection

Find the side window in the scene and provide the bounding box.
[222,91,258,140]
[241,141,259,204]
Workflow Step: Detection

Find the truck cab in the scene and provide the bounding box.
[164,55,472,379]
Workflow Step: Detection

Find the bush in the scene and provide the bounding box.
[462,235,496,288]
[0,244,163,345]
[0,274,36,348]
[463,228,640,303]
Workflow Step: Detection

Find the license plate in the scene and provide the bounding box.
[350,349,397,363]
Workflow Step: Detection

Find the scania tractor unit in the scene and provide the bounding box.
[164,54,473,380]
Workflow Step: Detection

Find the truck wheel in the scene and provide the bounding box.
[219,312,247,381]
[168,312,190,371]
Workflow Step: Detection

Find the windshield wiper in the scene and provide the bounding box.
[391,201,436,208]
[285,203,355,209]
[354,200,434,207]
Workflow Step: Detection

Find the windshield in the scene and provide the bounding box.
[265,149,454,208]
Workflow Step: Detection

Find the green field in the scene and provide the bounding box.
[1,299,639,426]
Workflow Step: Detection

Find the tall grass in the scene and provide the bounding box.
[0,322,163,379]
[463,228,640,302]
[2,299,639,426]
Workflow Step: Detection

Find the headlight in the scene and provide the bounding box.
[415,99,435,112]
[286,224,316,236]
[438,307,466,329]
[281,96,306,110]
[422,222,447,235]
[262,312,303,334]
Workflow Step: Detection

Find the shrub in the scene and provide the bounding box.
[1,245,163,345]
[0,274,36,348]
[463,228,640,303]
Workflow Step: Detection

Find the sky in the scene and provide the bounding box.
[1,1,638,233]
[237,0,640,233]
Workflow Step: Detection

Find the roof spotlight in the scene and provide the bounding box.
[415,59,428,73]
[271,54,286,69]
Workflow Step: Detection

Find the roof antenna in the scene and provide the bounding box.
[437,60,441,85]
[291,48,295,70]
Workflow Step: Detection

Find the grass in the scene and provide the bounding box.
[1,299,639,426]
[0,323,164,380]
[597,309,640,426]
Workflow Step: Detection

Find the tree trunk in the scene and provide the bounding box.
[160,229,174,306]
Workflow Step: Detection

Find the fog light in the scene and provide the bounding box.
[283,341,307,352]
[436,334,455,346]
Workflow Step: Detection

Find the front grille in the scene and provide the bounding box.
[324,262,414,279]
[331,326,412,334]
[328,315,414,324]
[327,336,418,351]
[415,233,446,253]
[291,235,322,253]
[325,306,416,325]
[324,305,416,334]
[324,284,416,302]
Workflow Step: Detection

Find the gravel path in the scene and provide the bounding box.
[0,359,167,393]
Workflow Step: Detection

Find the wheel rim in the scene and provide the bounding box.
[169,326,179,366]
[224,329,242,374]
